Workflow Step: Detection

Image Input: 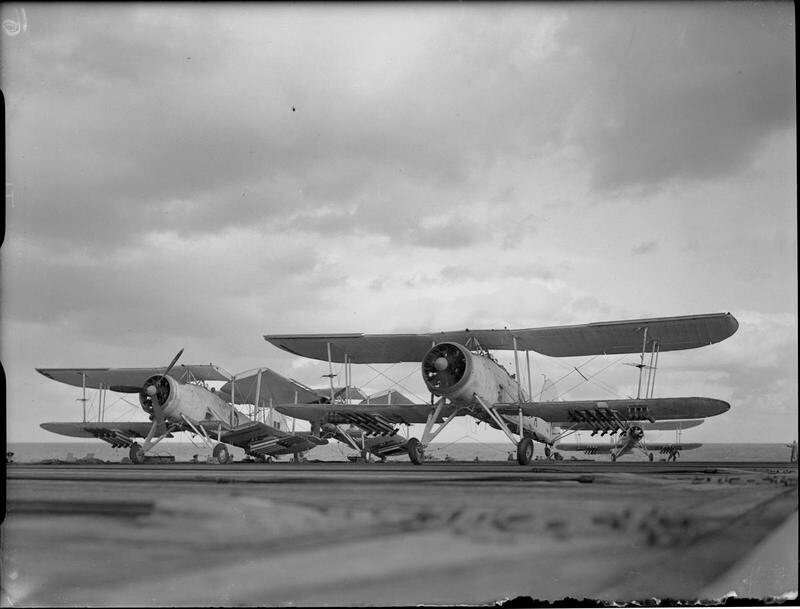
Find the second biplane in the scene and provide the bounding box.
[38,350,335,463]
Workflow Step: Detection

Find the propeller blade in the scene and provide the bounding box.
[161,348,184,379]
[152,390,167,435]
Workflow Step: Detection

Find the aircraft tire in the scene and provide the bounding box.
[129,443,145,464]
[407,438,424,465]
[517,438,534,465]
[648,452,654,462]
[611,454,617,462]
[544,445,552,459]
[212,443,230,465]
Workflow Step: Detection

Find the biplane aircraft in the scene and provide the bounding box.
[555,419,704,462]
[38,350,337,463]
[265,312,738,465]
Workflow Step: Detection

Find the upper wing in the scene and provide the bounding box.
[494,397,729,424]
[264,312,738,362]
[37,365,231,392]
[216,368,327,407]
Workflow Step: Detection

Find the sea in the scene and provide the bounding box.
[4,441,794,464]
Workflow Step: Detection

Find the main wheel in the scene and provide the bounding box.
[648,452,654,462]
[129,443,145,464]
[544,445,552,459]
[517,437,534,465]
[212,443,230,464]
[611,453,617,462]
[407,438,425,465]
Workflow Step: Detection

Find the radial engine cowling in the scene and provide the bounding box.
[421,342,471,397]
[139,374,174,416]
[627,425,644,442]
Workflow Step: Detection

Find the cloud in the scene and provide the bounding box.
[558,3,795,194]
[1,4,795,443]
[632,241,658,256]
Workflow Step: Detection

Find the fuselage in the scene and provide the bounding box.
[140,375,250,428]
[420,342,557,444]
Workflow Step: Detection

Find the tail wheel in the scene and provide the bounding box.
[212,443,230,464]
[407,438,425,465]
[129,443,145,464]
[517,437,534,465]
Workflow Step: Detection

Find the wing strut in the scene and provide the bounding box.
[636,327,648,398]
[80,372,88,423]
[254,369,263,423]
[646,341,660,398]
[526,350,533,403]
[326,342,335,403]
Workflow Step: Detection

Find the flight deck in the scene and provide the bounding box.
[3,460,797,606]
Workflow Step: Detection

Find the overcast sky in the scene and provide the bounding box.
[2,2,796,445]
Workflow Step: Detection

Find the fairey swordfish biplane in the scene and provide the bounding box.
[264,312,738,465]
[38,350,419,463]
[37,350,353,463]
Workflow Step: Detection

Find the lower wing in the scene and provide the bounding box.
[556,442,702,453]
[40,421,169,447]
[276,403,452,432]
[495,397,729,424]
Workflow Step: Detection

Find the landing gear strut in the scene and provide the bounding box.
[407,438,425,465]
[517,437,534,465]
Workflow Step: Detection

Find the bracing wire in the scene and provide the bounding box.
[554,353,630,399]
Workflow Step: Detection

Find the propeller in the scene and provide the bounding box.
[422,343,467,392]
[139,348,184,435]
[627,425,644,441]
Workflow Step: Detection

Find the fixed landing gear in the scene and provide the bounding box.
[611,453,617,462]
[129,443,145,464]
[212,443,231,464]
[649,452,654,462]
[517,438,534,465]
[544,445,552,459]
[407,437,425,465]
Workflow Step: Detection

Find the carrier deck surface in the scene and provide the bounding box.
[3,461,797,606]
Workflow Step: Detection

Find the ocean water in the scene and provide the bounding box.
[4,441,794,464]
